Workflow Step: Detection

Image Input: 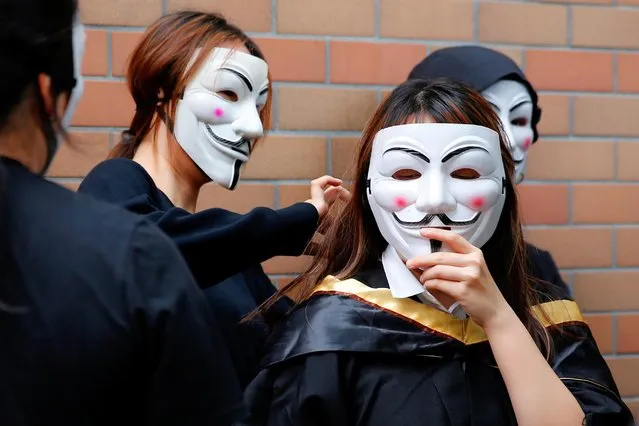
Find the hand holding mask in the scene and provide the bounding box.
[406,228,510,329]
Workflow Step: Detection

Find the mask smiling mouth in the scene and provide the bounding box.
[392,212,481,229]
[205,124,251,157]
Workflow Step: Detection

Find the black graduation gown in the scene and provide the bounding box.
[0,157,243,425]
[244,265,633,426]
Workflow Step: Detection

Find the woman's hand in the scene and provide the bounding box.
[405,228,513,329]
[305,175,351,220]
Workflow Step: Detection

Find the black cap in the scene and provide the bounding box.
[407,45,541,142]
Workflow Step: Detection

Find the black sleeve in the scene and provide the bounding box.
[244,354,354,426]
[80,159,319,286]
[552,325,634,425]
[125,220,245,425]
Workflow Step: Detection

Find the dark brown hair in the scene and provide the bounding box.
[109,10,272,159]
[253,78,552,356]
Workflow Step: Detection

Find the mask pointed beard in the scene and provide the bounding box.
[366,123,506,260]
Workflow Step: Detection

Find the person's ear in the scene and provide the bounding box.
[37,73,69,123]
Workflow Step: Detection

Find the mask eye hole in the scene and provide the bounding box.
[392,169,421,181]
[217,90,239,102]
[451,168,480,180]
[511,117,528,126]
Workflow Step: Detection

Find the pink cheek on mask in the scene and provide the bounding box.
[523,138,532,151]
[470,196,485,210]
[394,196,409,209]
[214,108,224,118]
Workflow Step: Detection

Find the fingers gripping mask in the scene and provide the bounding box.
[366,123,506,261]
[482,80,534,184]
[173,48,269,190]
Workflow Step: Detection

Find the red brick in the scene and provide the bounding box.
[574,96,639,137]
[82,30,108,76]
[573,271,639,311]
[111,32,143,78]
[277,87,377,131]
[277,0,375,36]
[618,54,639,94]
[331,137,359,180]
[584,314,614,354]
[618,315,639,354]
[524,228,612,268]
[47,133,110,178]
[72,81,134,127]
[607,358,639,396]
[526,141,615,181]
[573,185,639,224]
[167,0,272,32]
[262,256,312,274]
[380,0,474,41]
[244,136,327,179]
[278,185,310,208]
[537,95,570,136]
[573,7,639,49]
[80,0,162,26]
[255,38,326,83]
[517,184,569,225]
[330,42,426,85]
[618,142,639,181]
[525,50,613,92]
[479,2,567,45]
[616,228,639,267]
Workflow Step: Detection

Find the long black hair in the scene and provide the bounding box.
[0,0,79,309]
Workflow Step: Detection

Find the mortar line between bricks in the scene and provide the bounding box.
[613,52,619,93]
[241,32,639,53]
[326,135,333,175]
[566,5,573,47]
[271,0,277,33]
[275,81,639,97]
[611,225,619,268]
[568,183,574,224]
[162,0,167,15]
[106,32,113,78]
[613,315,619,355]
[325,38,331,84]
[374,0,380,37]
[273,185,280,209]
[472,0,479,43]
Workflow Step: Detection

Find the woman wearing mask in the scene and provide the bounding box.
[78,11,348,399]
[243,79,632,426]
[407,46,568,296]
[0,1,242,424]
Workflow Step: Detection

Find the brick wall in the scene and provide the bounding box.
[59,0,639,409]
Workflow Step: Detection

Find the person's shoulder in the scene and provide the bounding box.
[525,243,571,301]
[79,157,156,197]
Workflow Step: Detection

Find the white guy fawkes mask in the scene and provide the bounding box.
[174,47,269,190]
[367,123,506,261]
[481,80,534,184]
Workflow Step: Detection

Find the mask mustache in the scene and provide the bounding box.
[205,124,252,156]
[392,212,481,229]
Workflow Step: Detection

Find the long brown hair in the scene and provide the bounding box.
[254,78,551,356]
[109,10,272,159]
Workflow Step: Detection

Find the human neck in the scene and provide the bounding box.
[0,128,47,174]
[132,124,206,212]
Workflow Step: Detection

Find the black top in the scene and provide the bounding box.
[78,158,302,394]
[78,158,319,287]
[244,266,633,426]
[0,157,244,425]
